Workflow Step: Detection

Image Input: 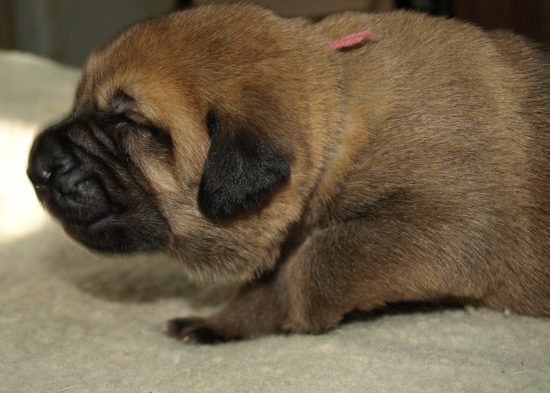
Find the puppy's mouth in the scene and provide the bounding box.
[30,171,119,228]
[27,119,170,254]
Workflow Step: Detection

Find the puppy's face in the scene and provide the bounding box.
[27,6,331,280]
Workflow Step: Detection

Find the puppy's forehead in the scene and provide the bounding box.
[76,32,200,130]
[76,5,294,124]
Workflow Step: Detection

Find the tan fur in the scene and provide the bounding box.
[29,4,549,342]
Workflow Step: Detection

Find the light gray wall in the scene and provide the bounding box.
[193,0,390,17]
[14,0,174,66]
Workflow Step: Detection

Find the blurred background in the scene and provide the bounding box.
[0,0,549,67]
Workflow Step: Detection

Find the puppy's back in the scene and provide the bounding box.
[315,11,550,314]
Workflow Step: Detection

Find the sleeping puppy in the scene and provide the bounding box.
[27,4,550,343]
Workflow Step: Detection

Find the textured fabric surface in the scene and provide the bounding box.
[1,50,548,393]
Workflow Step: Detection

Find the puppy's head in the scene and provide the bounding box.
[27,5,340,280]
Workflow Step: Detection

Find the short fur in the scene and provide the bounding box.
[27,4,549,343]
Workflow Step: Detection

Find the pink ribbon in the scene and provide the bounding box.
[328,30,375,49]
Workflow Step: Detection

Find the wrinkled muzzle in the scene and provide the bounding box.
[27,120,170,253]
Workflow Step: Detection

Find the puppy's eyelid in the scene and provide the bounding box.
[111,90,135,114]
[112,114,137,129]
[106,91,145,128]
[92,107,137,132]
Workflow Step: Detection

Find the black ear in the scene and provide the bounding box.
[198,111,290,220]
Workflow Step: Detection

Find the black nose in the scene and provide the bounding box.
[27,165,51,193]
[27,131,75,195]
[27,123,113,226]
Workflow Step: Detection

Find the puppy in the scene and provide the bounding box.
[27,4,550,343]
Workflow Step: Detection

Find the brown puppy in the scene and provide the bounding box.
[27,4,550,343]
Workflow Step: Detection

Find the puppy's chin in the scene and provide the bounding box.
[60,209,170,254]
[39,187,171,254]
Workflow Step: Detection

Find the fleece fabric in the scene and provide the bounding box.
[0,50,548,393]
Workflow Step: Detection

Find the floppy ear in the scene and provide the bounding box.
[198,110,290,220]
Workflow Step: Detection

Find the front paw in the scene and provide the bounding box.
[163,317,236,344]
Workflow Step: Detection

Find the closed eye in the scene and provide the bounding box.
[93,106,138,130]
[111,114,138,130]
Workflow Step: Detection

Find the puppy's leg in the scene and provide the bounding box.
[164,223,372,343]
[164,272,288,343]
[165,218,490,343]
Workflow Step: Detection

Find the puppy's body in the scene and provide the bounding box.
[312,12,550,316]
[27,5,549,342]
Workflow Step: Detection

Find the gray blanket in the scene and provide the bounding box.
[1,51,548,393]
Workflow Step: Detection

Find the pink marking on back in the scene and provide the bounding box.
[328,30,375,49]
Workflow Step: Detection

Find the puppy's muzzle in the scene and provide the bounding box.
[27,120,170,254]
[27,123,116,226]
